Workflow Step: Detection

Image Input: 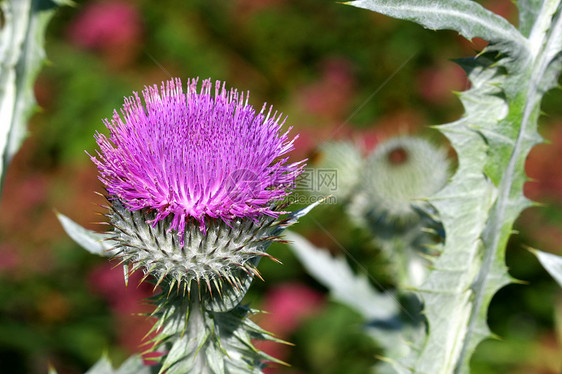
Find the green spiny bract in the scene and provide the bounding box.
[144,281,286,374]
[108,198,283,297]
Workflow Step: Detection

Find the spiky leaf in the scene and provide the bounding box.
[348,0,529,55]
[343,1,562,373]
[56,212,117,256]
[0,0,66,192]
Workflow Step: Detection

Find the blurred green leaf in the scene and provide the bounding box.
[533,249,562,287]
[0,0,66,192]
[56,212,116,257]
[286,231,424,371]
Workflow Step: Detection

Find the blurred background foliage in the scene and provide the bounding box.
[0,0,561,373]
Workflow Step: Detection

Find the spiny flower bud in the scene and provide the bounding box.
[342,136,449,287]
[109,199,279,295]
[354,136,450,224]
[92,77,304,293]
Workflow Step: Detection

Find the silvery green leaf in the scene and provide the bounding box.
[518,0,543,37]
[286,231,398,321]
[0,0,66,192]
[286,231,425,371]
[419,7,560,374]
[533,249,562,287]
[348,0,528,54]
[56,212,117,257]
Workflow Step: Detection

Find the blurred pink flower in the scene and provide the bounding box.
[255,282,324,373]
[417,62,467,105]
[370,109,425,140]
[352,127,384,155]
[0,173,48,231]
[458,36,489,55]
[235,0,285,18]
[66,1,142,66]
[291,126,336,161]
[484,0,517,23]
[88,263,155,353]
[519,208,562,252]
[295,58,356,121]
[0,244,21,274]
[261,282,324,334]
[88,263,152,315]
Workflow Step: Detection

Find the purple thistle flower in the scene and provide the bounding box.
[92,78,304,242]
[76,78,319,372]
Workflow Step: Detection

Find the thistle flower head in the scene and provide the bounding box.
[91,78,304,293]
[92,78,303,240]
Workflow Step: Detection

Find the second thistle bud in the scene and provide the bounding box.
[352,136,450,225]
